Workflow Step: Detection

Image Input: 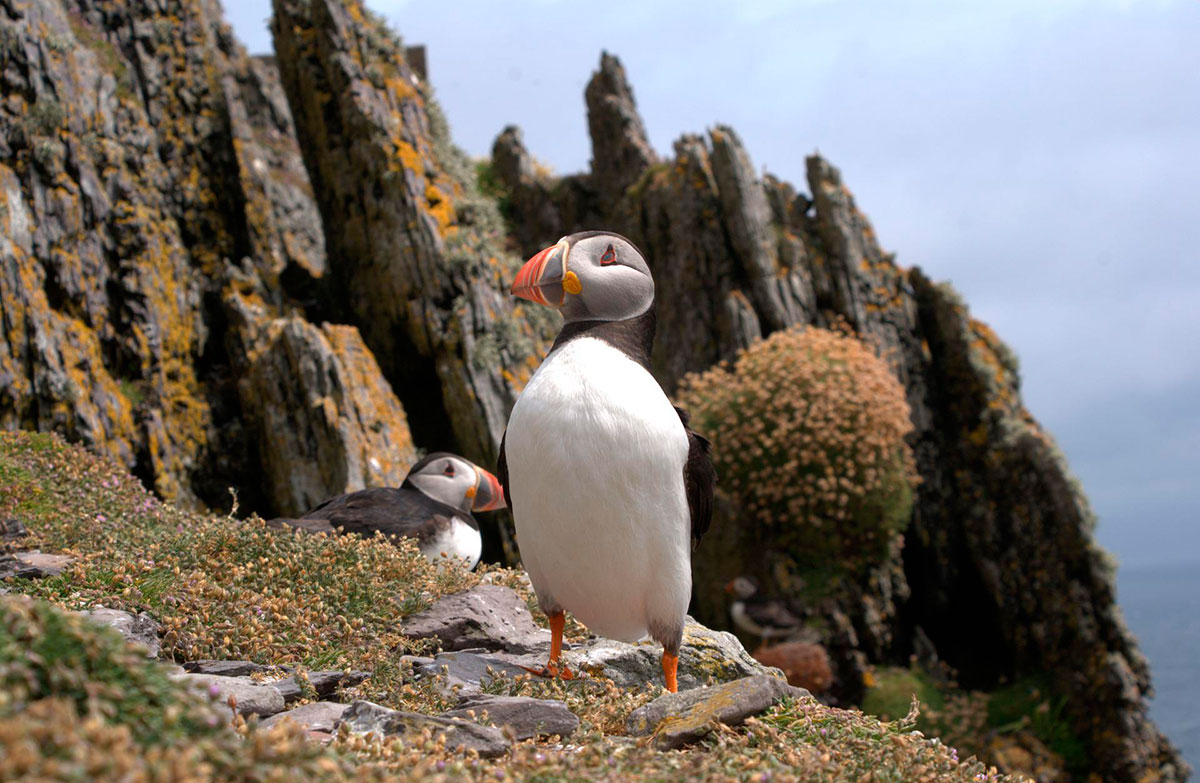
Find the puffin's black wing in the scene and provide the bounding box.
[676,406,716,546]
[497,429,511,508]
[746,599,802,631]
[295,486,459,541]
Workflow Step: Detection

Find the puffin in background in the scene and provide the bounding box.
[270,452,505,569]
[499,230,716,692]
[726,576,804,646]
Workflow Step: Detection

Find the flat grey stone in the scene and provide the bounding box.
[401,584,550,654]
[77,607,162,658]
[442,693,579,739]
[270,676,302,703]
[183,660,269,677]
[308,669,370,698]
[181,673,286,717]
[339,700,510,758]
[626,674,808,749]
[260,701,349,732]
[571,618,779,691]
[0,552,73,579]
[415,651,532,694]
[266,669,370,703]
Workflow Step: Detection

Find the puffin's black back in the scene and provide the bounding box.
[292,485,473,544]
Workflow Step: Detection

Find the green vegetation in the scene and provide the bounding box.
[0,430,1019,782]
[862,665,1086,777]
[677,326,920,584]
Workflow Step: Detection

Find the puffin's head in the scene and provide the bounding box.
[402,452,506,514]
[511,230,653,322]
[725,576,759,600]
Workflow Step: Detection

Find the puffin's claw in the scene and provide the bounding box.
[518,662,575,680]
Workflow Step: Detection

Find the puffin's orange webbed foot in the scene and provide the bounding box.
[519,610,573,679]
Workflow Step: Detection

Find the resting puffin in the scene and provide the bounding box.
[499,230,716,692]
[270,452,505,569]
[726,576,803,646]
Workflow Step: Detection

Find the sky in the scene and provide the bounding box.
[226,0,1199,570]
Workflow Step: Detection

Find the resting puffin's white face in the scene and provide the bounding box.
[511,231,654,323]
[725,576,759,601]
[404,453,506,513]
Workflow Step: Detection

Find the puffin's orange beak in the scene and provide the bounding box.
[472,467,506,512]
[512,240,568,307]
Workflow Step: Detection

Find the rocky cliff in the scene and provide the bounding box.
[1,0,413,517]
[0,1,1185,780]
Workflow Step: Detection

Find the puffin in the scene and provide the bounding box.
[499,230,716,692]
[270,452,505,569]
[725,576,804,646]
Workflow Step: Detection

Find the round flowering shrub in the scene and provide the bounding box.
[676,326,919,578]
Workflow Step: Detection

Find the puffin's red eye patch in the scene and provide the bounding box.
[600,244,617,266]
[443,464,455,476]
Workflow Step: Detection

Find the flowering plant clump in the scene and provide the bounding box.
[677,326,920,579]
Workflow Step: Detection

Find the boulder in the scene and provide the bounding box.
[77,607,162,658]
[0,552,74,579]
[627,675,809,749]
[183,660,269,677]
[401,584,550,654]
[261,701,349,733]
[442,694,579,740]
[339,700,510,758]
[179,673,286,717]
[414,651,533,694]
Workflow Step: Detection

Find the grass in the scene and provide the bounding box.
[0,430,1024,782]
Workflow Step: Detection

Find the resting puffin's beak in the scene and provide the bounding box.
[471,466,506,512]
[512,239,569,307]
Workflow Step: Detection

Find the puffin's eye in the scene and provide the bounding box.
[599,244,617,266]
[443,464,455,477]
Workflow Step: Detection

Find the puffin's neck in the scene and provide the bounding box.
[550,307,656,371]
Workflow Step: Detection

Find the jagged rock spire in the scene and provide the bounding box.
[586,52,657,202]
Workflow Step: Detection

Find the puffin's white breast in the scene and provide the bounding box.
[505,337,691,642]
[422,517,482,570]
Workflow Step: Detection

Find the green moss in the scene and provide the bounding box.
[862,666,945,722]
[987,675,1089,775]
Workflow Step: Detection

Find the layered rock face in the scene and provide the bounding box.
[486,52,1185,783]
[0,0,413,514]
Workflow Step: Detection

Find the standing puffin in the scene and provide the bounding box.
[270,452,505,569]
[499,230,716,692]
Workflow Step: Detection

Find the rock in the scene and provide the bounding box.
[585,51,657,202]
[183,660,269,677]
[0,552,74,579]
[225,299,418,517]
[401,585,550,654]
[414,651,533,694]
[260,701,349,733]
[442,694,579,740]
[77,607,162,658]
[627,675,808,749]
[267,669,371,703]
[339,700,510,758]
[180,674,286,717]
[307,669,370,699]
[0,519,30,542]
[572,619,780,691]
